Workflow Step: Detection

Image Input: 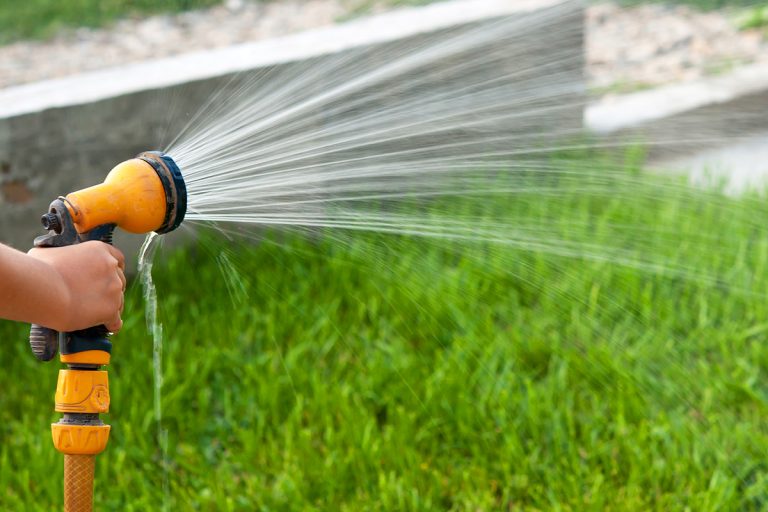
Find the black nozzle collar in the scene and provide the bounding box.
[137,151,187,234]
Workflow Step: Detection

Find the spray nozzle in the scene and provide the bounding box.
[63,151,187,236]
[135,151,187,234]
[28,151,187,362]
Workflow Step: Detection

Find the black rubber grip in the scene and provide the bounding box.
[29,324,58,361]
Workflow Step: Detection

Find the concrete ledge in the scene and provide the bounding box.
[585,61,768,162]
[586,62,768,134]
[0,0,562,120]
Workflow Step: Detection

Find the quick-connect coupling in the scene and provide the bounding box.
[51,368,111,456]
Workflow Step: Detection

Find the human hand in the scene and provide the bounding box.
[27,241,126,333]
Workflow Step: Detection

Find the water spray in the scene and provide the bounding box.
[28,151,186,512]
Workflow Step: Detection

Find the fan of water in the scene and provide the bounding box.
[159,0,760,279]
[136,1,767,506]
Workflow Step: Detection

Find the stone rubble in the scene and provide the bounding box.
[0,0,766,92]
[0,0,345,89]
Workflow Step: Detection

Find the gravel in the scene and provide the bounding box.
[0,0,346,89]
[588,2,768,92]
[0,0,766,92]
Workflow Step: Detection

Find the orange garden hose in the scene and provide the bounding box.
[64,455,95,512]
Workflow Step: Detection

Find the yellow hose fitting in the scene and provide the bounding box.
[51,364,110,509]
[52,366,111,456]
[60,350,111,366]
[51,424,110,456]
[55,370,110,414]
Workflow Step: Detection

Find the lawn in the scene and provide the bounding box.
[1,151,766,510]
[0,0,221,44]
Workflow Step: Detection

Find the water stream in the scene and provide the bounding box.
[138,232,170,510]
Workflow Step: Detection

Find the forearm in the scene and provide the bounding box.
[0,243,68,329]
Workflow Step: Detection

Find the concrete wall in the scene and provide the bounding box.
[585,61,768,162]
[0,0,585,259]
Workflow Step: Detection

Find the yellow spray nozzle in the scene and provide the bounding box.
[63,151,187,235]
[29,151,186,362]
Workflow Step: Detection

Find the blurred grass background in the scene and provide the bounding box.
[1,151,767,510]
[0,0,221,44]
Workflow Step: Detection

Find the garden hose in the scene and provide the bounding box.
[29,151,187,511]
[64,455,95,512]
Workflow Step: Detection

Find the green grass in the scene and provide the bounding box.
[1,151,768,510]
[738,3,768,30]
[0,0,222,44]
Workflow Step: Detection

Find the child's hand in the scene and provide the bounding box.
[27,242,126,333]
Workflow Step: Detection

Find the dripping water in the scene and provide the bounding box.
[138,232,170,510]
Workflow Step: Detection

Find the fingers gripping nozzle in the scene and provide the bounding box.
[28,198,115,361]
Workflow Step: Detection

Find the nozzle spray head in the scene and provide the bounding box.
[28,152,187,362]
[62,151,187,235]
